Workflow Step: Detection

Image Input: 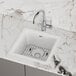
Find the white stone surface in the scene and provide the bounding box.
[0,0,76,76]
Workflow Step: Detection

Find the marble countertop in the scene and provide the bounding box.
[0,11,76,76]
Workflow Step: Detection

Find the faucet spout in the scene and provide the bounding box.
[33,10,46,31]
[33,10,52,31]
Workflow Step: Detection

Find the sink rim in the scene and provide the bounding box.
[8,28,61,64]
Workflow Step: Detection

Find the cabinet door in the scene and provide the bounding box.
[0,58,24,76]
[26,66,61,76]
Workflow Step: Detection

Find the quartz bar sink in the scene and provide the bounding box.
[9,28,60,64]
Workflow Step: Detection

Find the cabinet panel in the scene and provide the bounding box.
[0,58,24,76]
[26,66,61,76]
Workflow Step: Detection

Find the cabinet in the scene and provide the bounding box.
[0,58,24,76]
[26,66,61,76]
[0,58,61,76]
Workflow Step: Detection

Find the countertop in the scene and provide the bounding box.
[0,12,76,76]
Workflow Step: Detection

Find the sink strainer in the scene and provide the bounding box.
[20,44,50,61]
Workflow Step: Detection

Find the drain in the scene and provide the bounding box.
[34,53,41,58]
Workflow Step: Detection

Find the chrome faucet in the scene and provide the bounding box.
[33,10,52,31]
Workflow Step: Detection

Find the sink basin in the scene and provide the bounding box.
[9,28,60,63]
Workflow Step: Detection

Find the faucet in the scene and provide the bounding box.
[33,10,52,31]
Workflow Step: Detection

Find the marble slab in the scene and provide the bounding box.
[0,0,76,76]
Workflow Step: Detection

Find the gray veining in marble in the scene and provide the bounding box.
[0,0,76,76]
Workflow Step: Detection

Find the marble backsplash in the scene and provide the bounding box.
[0,0,76,32]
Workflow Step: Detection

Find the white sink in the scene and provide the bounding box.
[9,28,60,64]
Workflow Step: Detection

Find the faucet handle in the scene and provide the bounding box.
[45,19,52,28]
[46,24,52,28]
